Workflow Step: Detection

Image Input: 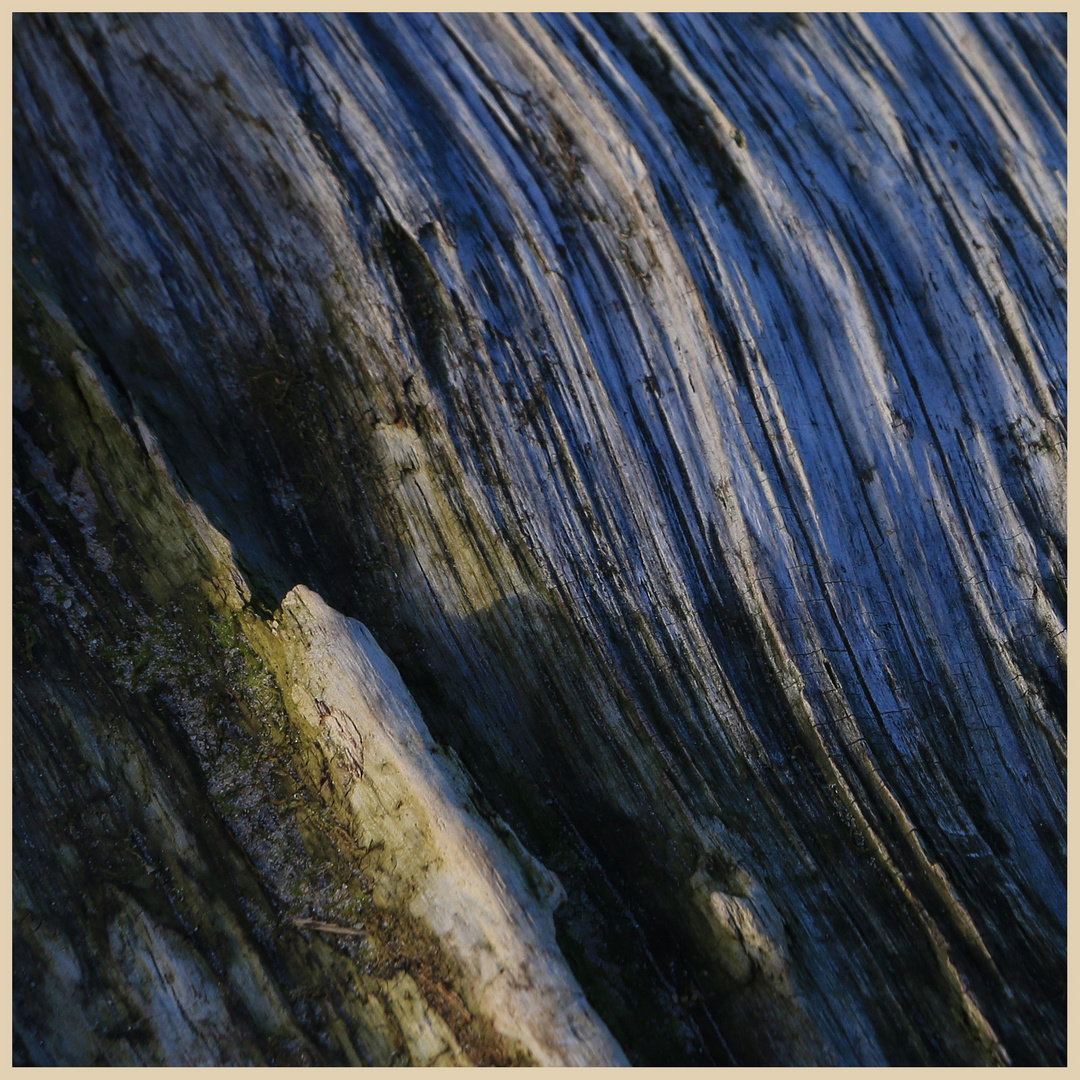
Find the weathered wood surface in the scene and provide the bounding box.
[13,13,1065,1065]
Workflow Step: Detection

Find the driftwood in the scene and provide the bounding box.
[13,13,1064,1065]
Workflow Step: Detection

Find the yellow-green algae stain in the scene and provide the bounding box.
[13,257,538,1065]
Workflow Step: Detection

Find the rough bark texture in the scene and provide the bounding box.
[13,12,1065,1066]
